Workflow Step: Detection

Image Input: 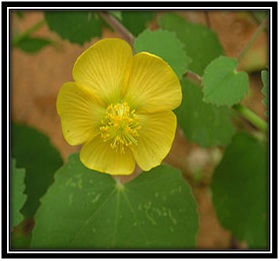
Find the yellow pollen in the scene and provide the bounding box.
[100,102,141,153]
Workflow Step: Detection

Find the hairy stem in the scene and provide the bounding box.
[237,16,268,64]
[99,11,135,46]
[184,70,203,86]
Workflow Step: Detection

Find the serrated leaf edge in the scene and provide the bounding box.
[202,56,249,107]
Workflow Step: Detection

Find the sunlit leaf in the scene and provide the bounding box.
[11,123,63,218]
[11,159,26,228]
[202,56,249,107]
[176,79,235,147]
[159,13,224,75]
[32,153,199,249]
[44,11,103,44]
[134,29,191,79]
[212,133,268,248]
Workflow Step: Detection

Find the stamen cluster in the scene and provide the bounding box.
[100,102,141,153]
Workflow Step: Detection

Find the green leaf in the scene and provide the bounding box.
[176,79,235,147]
[44,11,103,45]
[212,133,268,248]
[261,70,268,116]
[11,159,27,228]
[32,153,198,249]
[121,11,155,36]
[11,123,63,218]
[134,29,191,79]
[15,36,50,53]
[158,13,224,75]
[202,56,249,107]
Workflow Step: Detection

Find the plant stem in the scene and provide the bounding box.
[12,19,46,46]
[237,16,268,64]
[204,11,212,28]
[184,70,268,133]
[233,104,268,133]
[99,11,135,46]
[100,11,268,134]
[184,70,203,86]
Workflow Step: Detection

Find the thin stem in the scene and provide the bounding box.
[98,11,135,46]
[237,16,268,64]
[184,70,268,133]
[233,104,268,133]
[184,70,203,86]
[12,19,46,46]
[204,11,212,28]
[100,11,267,134]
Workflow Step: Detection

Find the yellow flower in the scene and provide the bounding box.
[57,38,182,175]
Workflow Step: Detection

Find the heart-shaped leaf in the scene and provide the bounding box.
[202,56,249,107]
[31,153,199,249]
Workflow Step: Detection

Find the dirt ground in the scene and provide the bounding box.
[11,11,267,249]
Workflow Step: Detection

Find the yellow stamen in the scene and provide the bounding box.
[100,102,141,153]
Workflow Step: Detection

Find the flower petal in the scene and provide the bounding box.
[80,135,136,175]
[57,82,105,146]
[124,52,182,113]
[73,38,133,105]
[132,111,177,171]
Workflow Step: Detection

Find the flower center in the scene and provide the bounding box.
[100,102,141,153]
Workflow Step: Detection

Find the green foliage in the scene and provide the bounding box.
[15,36,50,53]
[32,153,199,249]
[44,11,103,44]
[11,123,63,218]
[11,159,26,228]
[261,70,268,116]
[202,56,249,107]
[158,13,224,75]
[121,11,155,36]
[176,79,235,147]
[212,132,268,248]
[134,29,191,79]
